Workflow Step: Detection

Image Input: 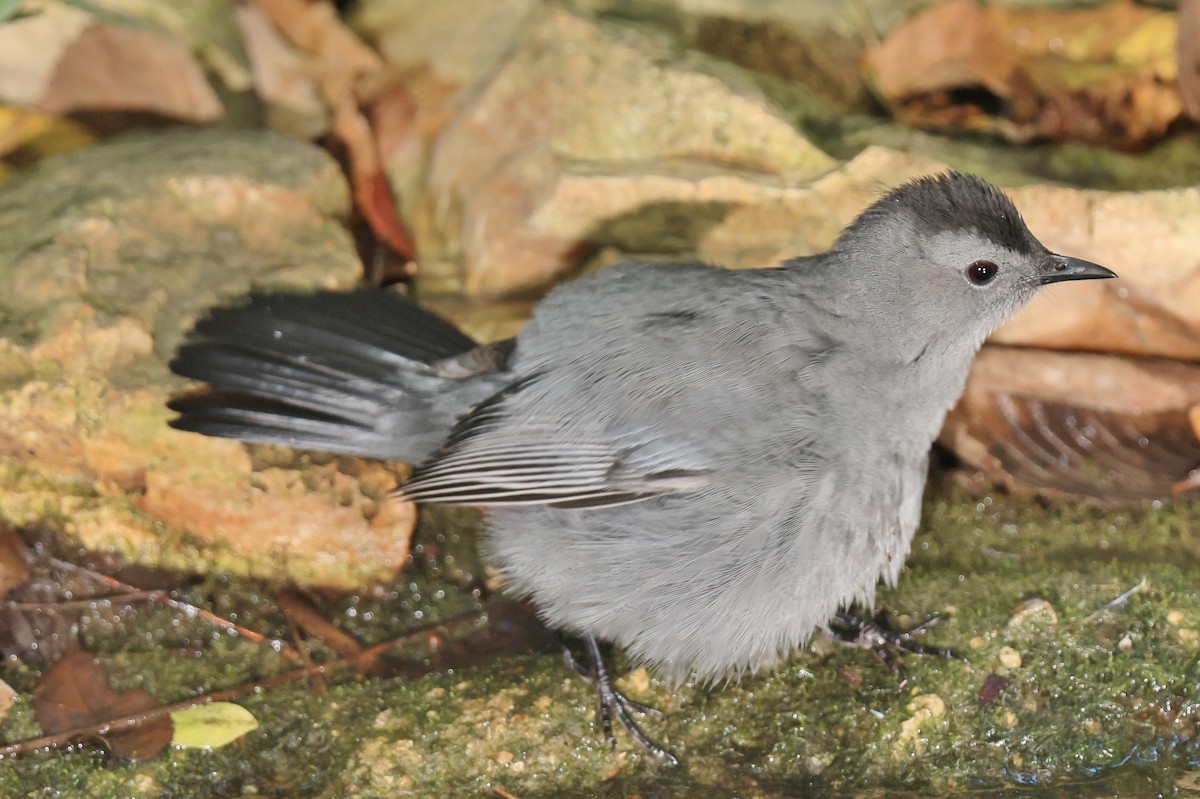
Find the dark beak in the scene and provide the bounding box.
[1039,253,1117,285]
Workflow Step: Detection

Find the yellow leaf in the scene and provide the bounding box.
[1114,13,1178,78]
[0,106,92,160]
[170,702,259,749]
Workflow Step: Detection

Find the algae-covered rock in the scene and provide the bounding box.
[2,488,1197,797]
[0,130,417,589]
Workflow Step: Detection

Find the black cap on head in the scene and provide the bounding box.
[842,171,1041,256]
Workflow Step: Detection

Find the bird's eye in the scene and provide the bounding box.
[966,260,999,286]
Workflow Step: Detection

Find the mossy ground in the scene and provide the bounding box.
[2,479,1199,798]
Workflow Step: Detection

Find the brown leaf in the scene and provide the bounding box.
[355,163,416,264]
[1180,0,1200,120]
[1031,65,1182,149]
[383,599,555,680]
[235,4,328,138]
[368,83,418,166]
[864,0,1020,102]
[253,0,414,268]
[33,645,172,761]
[0,527,78,666]
[865,0,1182,148]
[978,674,1010,709]
[40,23,223,122]
[944,348,1200,503]
[331,95,416,269]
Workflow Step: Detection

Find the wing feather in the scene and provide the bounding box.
[398,378,711,508]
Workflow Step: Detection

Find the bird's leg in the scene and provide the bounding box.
[831,609,967,675]
[559,635,678,764]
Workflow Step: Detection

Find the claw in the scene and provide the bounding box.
[561,636,679,764]
[832,609,968,676]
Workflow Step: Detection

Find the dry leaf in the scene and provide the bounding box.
[865,0,1184,148]
[864,0,1019,102]
[0,527,78,666]
[0,106,92,161]
[33,645,172,761]
[235,3,328,138]
[40,23,223,122]
[368,83,418,166]
[944,348,1200,502]
[1180,0,1200,120]
[331,102,416,259]
[253,0,414,267]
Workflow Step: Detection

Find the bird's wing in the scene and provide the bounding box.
[398,377,712,509]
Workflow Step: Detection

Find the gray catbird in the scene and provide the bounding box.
[169,172,1115,760]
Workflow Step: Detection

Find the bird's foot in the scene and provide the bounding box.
[561,636,678,764]
[832,609,967,678]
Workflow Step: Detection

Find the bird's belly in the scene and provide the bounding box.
[484,463,925,682]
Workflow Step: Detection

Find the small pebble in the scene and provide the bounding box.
[998,646,1022,669]
[624,667,651,694]
[1007,599,1057,627]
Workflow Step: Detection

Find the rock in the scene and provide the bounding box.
[40,24,224,123]
[0,130,416,589]
[454,145,934,293]
[354,0,875,291]
[999,182,1200,361]
[354,0,537,90]
[0,2,249,126]
[0,3,94,107]
[421,9,837,294]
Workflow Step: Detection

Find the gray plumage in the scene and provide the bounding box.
[170,172,1115,684]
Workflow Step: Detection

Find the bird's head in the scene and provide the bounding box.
[833,171,1115,348]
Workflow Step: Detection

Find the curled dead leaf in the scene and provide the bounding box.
[944,348,1200,502]
[866,0,1184,148]
[33,645,172,761]
[252,0,415,270]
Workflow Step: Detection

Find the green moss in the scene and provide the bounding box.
[2,484,1199,797]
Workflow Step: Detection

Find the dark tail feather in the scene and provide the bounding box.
[169,290,499,463]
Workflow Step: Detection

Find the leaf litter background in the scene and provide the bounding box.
[0,0,1198,796]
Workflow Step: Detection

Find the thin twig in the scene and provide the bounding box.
[47,558,303,661]
[4,592,151,611]
[1077,578,1148,626]
[0,609,488,760]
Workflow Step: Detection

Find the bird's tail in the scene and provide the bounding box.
[168,290,505,464]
